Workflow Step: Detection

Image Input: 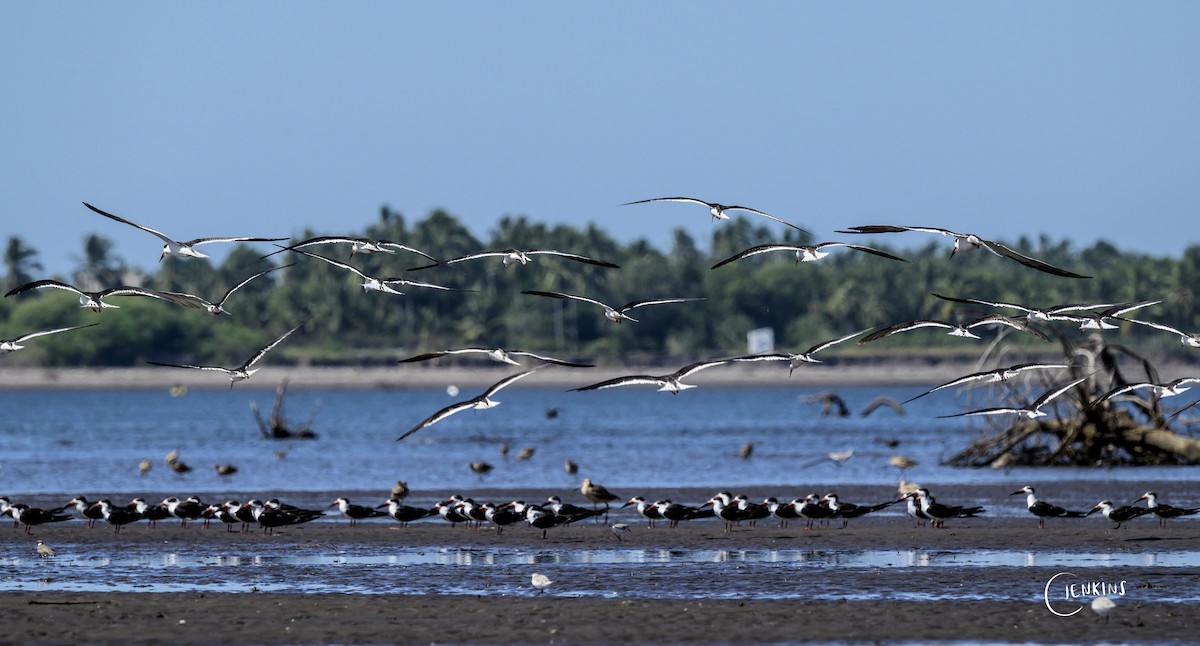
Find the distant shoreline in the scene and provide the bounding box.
[1,357,1195,390]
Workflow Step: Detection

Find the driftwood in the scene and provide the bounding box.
[250,380,319,440]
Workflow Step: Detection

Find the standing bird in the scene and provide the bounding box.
[1,323,98,352]
[469,461,494,478]
[1010,486,1087,529]
[1135,492,1200,528]
[581,478,619,509]
[213,463,238,477]
[331,497,387,526]
[563,458,579,477]
[621,196,810,235]
[390,481,410,501]
[4,279,200,313]
[36,540,56,558]
[530,573,554,594]
[398,368,544,440]
[82,201,285,261]
[610,523,632,541]
[1087,500,1155,529]
[522,289,703,324]
[147,321,303,388]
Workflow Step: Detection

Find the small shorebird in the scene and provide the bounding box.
[146,321,303,387]
[522,289,703,324]
[738,329,869,375]
[1,323,98,352]
[163,264,290,316]
[398,368,544,440]
[4,279,200,312]
[291,249,460,295]
[711,242,906,269]
[889,455,918,476]
[1089,378,1200,409]
[263,235,438,262]
[469,461,494,477]
[621,196,811,235]
[610,523,632,541]
[836,224,1090,278]
[399,347,593,368]
[938,376,1090,420]
[83,201,285,261]
[1091,596,1116,623]
[569,358,739,394]
[531,572,554,593]
[564,458,579,477]
[859,315,1049,344]
[1120,318,1200,348]
[409,248,618,271]
[1087,500,1155,529]
[1135,492,1200,528]
[581,478,619,509]
[1010,486,1087,529]
[901,362,1073,404]
[213,463,238,476]
[36,540,56,558]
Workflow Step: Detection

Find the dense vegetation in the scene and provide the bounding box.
[2,206,1198,368]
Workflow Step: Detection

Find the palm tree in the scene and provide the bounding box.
[3,236,42,293]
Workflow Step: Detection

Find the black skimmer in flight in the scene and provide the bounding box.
[711,242,906,269]
[1,323,98,352]
[938,376,1090,420]
[837,224,1091,278]
[36,540,56,558]
[399,347,593,368]
[66,496,106,528]
[1062,300,1162,331]
[263,235,438,262]
[1119,318,1200,348]
[163,264,291,316]
[621,196,811,235]
[912,488,984,529]
[1010,486,1087,529]
[4,279,201,313]
[398,367,544,440]
[522,289,703,324]
[409,248,618,271]
[96,499,143,534]
[332,497,387,526]
[147,321,303,387]
[1089,378,1200,409]
[822,493,897,529]
[569,358,742,394]
[931,293,1142,325]
[737,329,869,375]
[291,249,461,295]
[83,201,285,261]
[902,362,1073,404]
[580,478,620,509]
[1136,492,1200,528]
[1087,500,1154,529]
[860,315,1050,344]
[530,573,554,593]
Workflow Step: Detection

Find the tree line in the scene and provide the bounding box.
[2,206,1198,367]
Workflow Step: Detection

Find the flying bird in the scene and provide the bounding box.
[4,279,200,313]
[1088,377,1200,409]
[398,368,544,440]
[736,329,869,375]
[931,293,1143,324]
[409,248,618,271]
[1,323,98,352]
[262,235,438,262]
[622,196,811,235]
[399,347,592,368]
[522,289,703,324]
[711,242,906,269]
[569,358,740,394]
[859,315,1049,344]
[163,264,291,316]
[291,249,460,295]
[938,376,1090,420]
[837,225,1090,278]
[82,201,285,261]
[901,362,1073,404]
[146,321,304,387]
[1120,318,1200,348]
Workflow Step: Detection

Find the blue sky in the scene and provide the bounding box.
[3,4,1198,276]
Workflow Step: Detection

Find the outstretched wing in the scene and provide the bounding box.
[526,250,620,268]
[241,322,303,371]
[617,297,704,313]
[4,279,85,299]
[859,320,955,344]
[711,244,802,269]
[11,323,100,344]
[480,367,544,398]
[570,375,667,392]
[977,239,1092,279]
[522,289,612,310]
[397,399,480,441]
[804,329,871,355]
[83,201,177,246]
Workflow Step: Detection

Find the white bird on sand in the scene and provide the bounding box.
[398,368,544,440]
[1091,596,1116,623]
[711,242,906,269]
[569,358,739,394]
[291,249,460,295]
[611,523,632,541]
[409,248,618,270]
[901,362,1073,404]
[163,264,291,316]
[522,289,703,324]
[399,347,592,368]
[1,323,98,352]
[146,322,303,388]
[82,201,285,261]
[836,224,1090,278]
[939,376,1090,420]
[4,279,201,313]
[531,573,554,593]
[621,196,811,235]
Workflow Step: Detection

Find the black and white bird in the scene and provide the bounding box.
[569,358,738,394]
[398,368,543,440]
[399,347,592,368]
[902,362,1073,404]
[931,293,1142,325]
[1010,486,1087,529]
[822,493,898,529]
[96,499,143,534]
[836,224,1091,278]
[735,330,868,375]
[1136,492,1200,528]
[912,488,984,529]
[711,242,905,269]
[4,279,200,313]
[522,289,703,324]
[82,201,285,261]
[1087,500,1155,529]
[292,249,460,295]
[1120,318,1200,348]
[331,497,387,525]
[621,196,811,235]
[263,235,438,262]
[1089,378,1200,409]
[859,315,1049,344]
[147,321,303,387]
[163,264,290,316]
[409,248,618,271]
[938,376,1089,420]
[1,323,98,352]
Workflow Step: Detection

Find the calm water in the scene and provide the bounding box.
[2,384,1199,495]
